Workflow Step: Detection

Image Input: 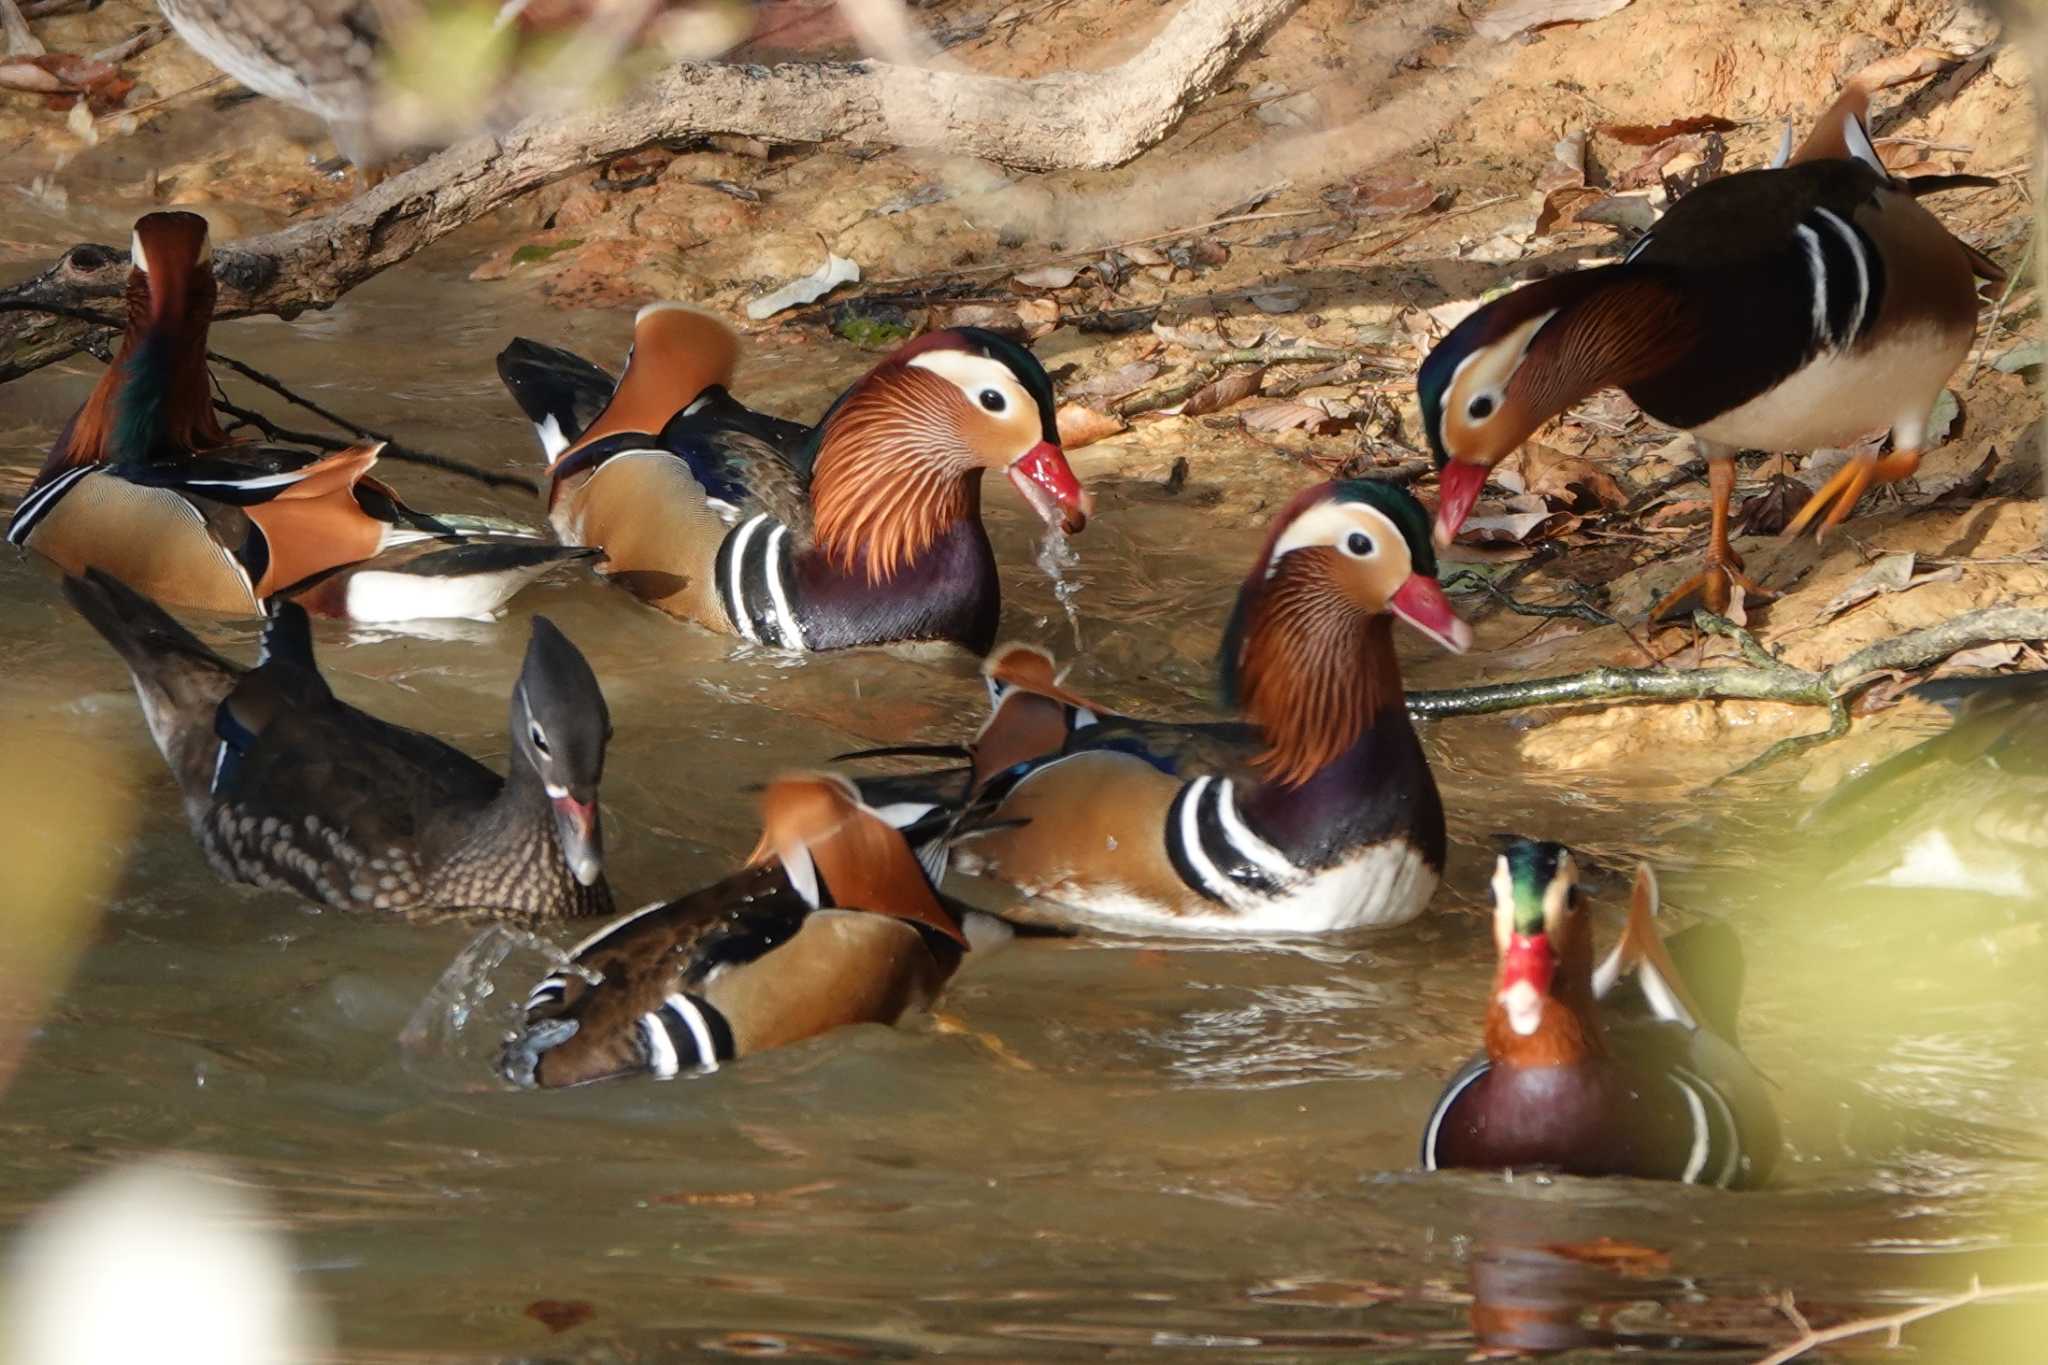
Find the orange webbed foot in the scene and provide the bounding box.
[1649,541,1778,624]
[1784,449,1924,540]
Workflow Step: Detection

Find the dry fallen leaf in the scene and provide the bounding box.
[1151,320,1226,351]
[1613,132,1707,189]
[1459,509,1576,544]
[1242,400,1341,434]
[1475,0,1634,40]
[525,1300,595,1334]
[1065,360,1161,404]
[1536,186,1603,235]
[1819,552,1962,621]
[1011,265,1080,290]
[1181,367,1266,416]
[1546,1237,1674,1276]
[1014,297,1060,337]
[1598,113,1739,144]
[1498,445,1626,509]
[1055,402,1125,449]
[1734,473,1810,536]
[1646,498,1712,528]
[1327,173,1443,217]
[1937,641,2023,674]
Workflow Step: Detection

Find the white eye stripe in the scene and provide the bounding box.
[1267,504,1405,572]
[906,350,1031,411]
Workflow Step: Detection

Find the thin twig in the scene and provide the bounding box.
[1963,234,2034,386]
[1754,1277,2048,1365]
[870,208,1322,285]
[1304,194,1521,268]
[207,354,540,494]
[92,22,166,66]
[98,71,226,123]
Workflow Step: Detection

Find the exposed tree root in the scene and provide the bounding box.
[0,0,1300,382]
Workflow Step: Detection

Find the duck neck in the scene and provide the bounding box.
[807,368,979,584]
[1484,929,1606,1069]
[1509,267,1689,430]
[1237,562,1400,790]
[51,274,226,475]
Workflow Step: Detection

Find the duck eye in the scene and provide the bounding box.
[978,388,1007,413]
[528,722,550,755]
[1343,531,1374,557]
[1467,394,1496,421]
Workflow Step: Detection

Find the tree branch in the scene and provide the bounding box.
[1756,1277,2048,1365]
[1408,606,2048,774]
[0,0,1301,383]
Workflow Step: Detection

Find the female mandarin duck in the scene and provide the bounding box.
[6,211,593,622]
[64,569,614,922]
[494,305,1090,654]
[502,772,981,1086]
[864,480,1471,936]
[1422,840,1778,1187]
[1421,83,2003,620]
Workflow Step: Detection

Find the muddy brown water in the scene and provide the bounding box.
[4,205,2047,1361]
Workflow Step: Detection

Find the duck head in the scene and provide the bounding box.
[1489,837,1585,1040]
[810,327,1089,581]
[1221,480,1471,786]
[1417,279,1580,551]
[1420,266,1681,550]
[57,211,226,471]
[512,616,611,887]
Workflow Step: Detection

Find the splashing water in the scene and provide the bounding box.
[398,925,601,1082]
[1036,524,1085,650]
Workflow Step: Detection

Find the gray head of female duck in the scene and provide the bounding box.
[511,616,611,887]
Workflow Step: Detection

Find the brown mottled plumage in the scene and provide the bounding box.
[64,571,614,923]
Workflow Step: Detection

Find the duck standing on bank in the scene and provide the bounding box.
[496,305,1090,654]
[1422,840,1778,1187]
[6,211,594,623]
[1420,83,2003,621]
[65,570,615,923]
[502,772,982,1087]
[847,479,1470,937]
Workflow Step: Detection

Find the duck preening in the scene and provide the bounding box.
[1420,84,2003,622]
[845,479,1471,936]
[1421,841,1778,1187]
[501,772,979,1087]
[64,569,615,923]
[6,211,592,622]
[495,305,1091,654]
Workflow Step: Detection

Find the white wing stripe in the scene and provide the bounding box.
[1794,224,1830,347]
[664,994,722,1074]
[1812,207,1869,342]
[640,1012,680,1079]
[763,522,804,648]
[725,515,764,643]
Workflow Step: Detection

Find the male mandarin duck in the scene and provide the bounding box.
[1422,840,1778,1188]
[64,569,614,923]
[855,480,1471,936]
[1804,671,2048,899]
[1421,83,2004,620]
[494,305,1090,654]
[501,772,985,1086]
[6,211,594,622]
